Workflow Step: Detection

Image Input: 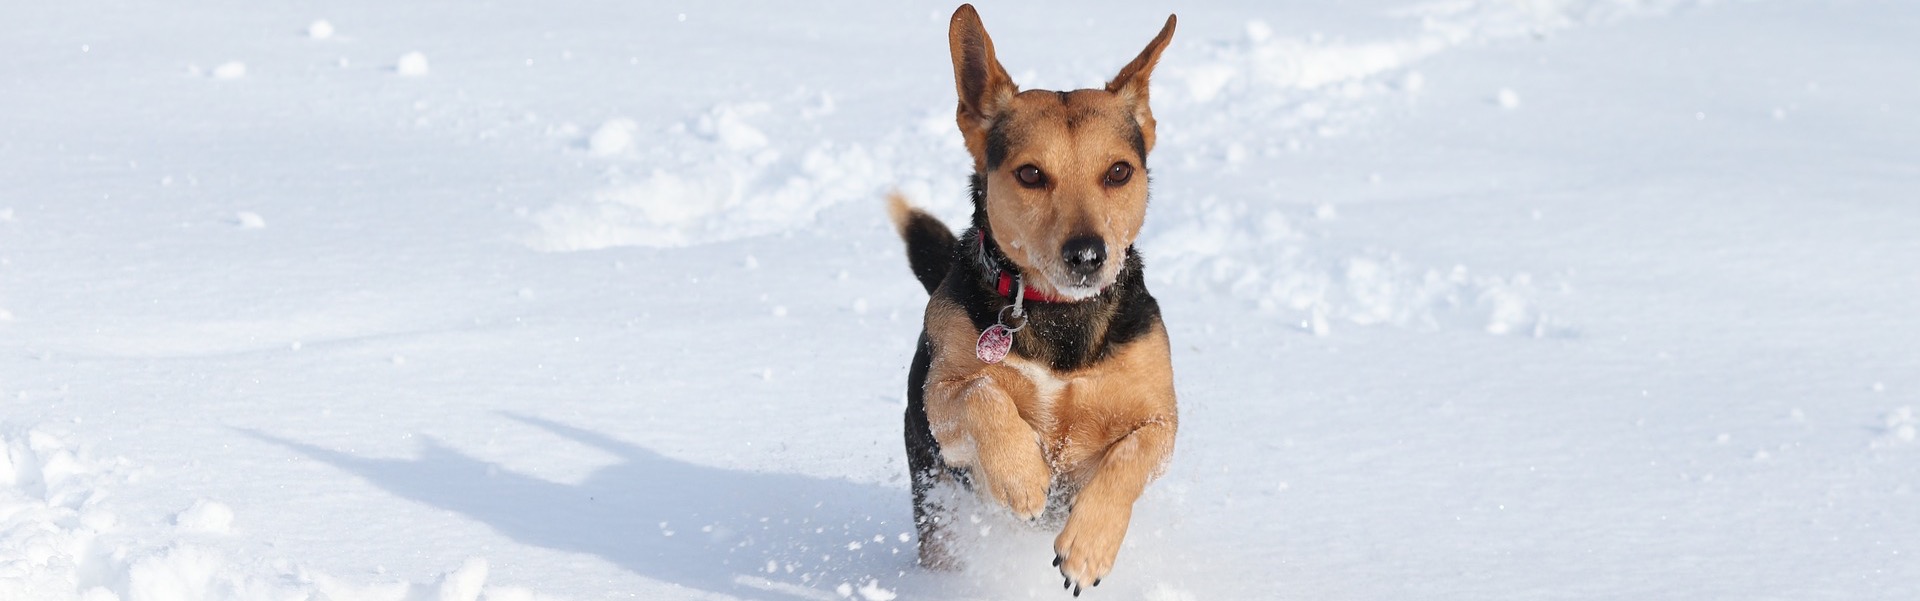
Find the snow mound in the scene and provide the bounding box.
[0,427,135,599]
[1159,0,1712,136]
[232,212,265,229]
[1873,407,1916,448]
[1167,20,1446,104]
[0,427,547,601]
[586,118,640,157]
[1496,87,1521,109]
[173,500,234,534]
[434,557,488,601]
[397,52,429,77]
[1145,199,1570,336]
[527,104,898,251]
[210,62,245,80]
[1397,0,1708,39]
[122,545,225,601]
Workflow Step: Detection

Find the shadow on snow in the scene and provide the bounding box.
[245,414,935,600]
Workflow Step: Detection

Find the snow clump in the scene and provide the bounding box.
[397,52,430,76]
[212,62,246,79]
[173,499,235,534]
[588,118,641,156]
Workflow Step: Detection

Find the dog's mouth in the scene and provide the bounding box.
[1038,265,1115,301]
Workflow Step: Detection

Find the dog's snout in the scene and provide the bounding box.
[1061,236,1107,277]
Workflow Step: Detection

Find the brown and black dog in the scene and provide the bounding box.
[887,4,1178,595]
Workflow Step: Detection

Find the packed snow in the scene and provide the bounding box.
[210,61,246,80]
[395,52,430,77]
[2,0,1916,600]
[307,21,336,41]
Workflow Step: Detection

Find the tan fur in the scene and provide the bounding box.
[951,9,1177,301]
[948,5,1018,174]
[884,190,915,236]
[985,91,1147,301]
[920,4,1180,589]
[1105,16,1176,153]
[922,298,1054,518]
[921,294,1177,585]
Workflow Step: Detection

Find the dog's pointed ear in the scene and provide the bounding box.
[1106,14,1176,155]
[950,4,1017,171]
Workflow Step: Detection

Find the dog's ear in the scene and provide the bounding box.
[949,4,1017,171]
[1106,14,1176,155]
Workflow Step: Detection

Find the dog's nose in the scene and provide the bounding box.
[1061,236,1107,278]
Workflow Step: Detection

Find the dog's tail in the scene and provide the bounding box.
[886,191,957,294]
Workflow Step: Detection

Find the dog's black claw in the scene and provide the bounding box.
[1093,579,1101,587]
[1052,556,1062,567]
[1064,578,1071,590]
[1074,585,1082,596]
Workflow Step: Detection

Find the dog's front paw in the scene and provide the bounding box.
[979,442,1052,520]
[1052,502,1132,595]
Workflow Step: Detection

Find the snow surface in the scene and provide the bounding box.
[395,52,431,78]
[3,0,1917,599]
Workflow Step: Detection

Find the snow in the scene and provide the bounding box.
[396,52,430,77]
[586,118,641,157]
[3,0,1918,600]
[1495,87,1521,109]
[173,500,235,534]
[209,61,245,80]
[307,20,335,41]
[232,212,265,229]
[1879,408,1917,448]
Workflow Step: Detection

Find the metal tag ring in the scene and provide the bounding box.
[996,304,1027,334]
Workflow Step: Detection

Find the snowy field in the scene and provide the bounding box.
[3,0,1918,599]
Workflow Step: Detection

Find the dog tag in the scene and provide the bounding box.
[976,324,1013,364]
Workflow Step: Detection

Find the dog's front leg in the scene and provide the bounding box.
[1054,417,1175,590]
[924,372,1052,520]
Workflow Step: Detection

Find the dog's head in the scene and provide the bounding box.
[949,4,1176,301]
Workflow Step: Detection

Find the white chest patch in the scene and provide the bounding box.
[1004,355,1068,415]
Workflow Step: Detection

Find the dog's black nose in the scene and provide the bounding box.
[1061,236,1107,278]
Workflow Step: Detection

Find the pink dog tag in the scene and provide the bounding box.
[976,324,1013,364]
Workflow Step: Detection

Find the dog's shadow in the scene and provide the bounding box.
[246,414,936,600]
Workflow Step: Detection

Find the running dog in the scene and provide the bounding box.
[887,4,1179,595]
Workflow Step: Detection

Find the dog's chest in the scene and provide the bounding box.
[1000,356,1113,474]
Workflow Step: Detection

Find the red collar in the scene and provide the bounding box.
[996,270,1075,303]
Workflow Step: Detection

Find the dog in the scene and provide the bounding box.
[887,5,1179,595]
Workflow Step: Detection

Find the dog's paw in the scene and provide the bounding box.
[1052,502,1131,595]
[979,444,1052,520]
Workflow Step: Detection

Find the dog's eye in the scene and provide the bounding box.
[1105,162,1134,186]
[1014,165,1046,188]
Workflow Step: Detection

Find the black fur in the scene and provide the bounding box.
[900,210,959,294]
[1127,123,1147,164]
[942,234,1159,371]
[904,332,953,566]
[897,171,1164,567]
[984,120,1011,171]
